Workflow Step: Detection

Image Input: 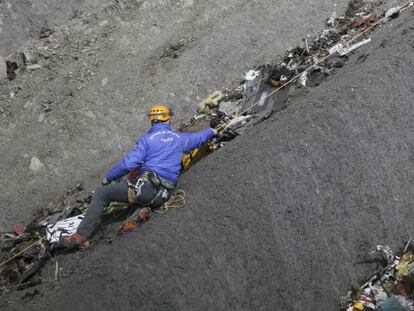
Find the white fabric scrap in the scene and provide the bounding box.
[46,215,85,244]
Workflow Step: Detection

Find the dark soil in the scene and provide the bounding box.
[1,4,413,311]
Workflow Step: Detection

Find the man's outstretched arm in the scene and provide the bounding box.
[105,137,147,182]
[182,128,216,152]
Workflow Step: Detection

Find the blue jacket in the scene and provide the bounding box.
[106,123,215,183]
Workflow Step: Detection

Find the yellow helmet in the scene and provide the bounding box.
[147,104,173,122]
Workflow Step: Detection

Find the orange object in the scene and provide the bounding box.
[121,220,139,231]
[147,105,172,122]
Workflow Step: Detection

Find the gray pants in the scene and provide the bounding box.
[77,181,162,237]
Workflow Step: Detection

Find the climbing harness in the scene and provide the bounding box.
[127,177,145,203]
[127,171,176,206]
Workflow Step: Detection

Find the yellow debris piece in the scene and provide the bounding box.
[396,251,414,279]
[197,90,223,113]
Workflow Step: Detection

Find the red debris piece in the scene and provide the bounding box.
[13,224,26,235]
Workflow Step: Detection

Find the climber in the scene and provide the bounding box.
[60,104,217,249]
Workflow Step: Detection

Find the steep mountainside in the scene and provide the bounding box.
[0,0,346,230]
[2,6,413,311]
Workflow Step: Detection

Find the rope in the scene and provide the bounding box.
[0,279,42,291]
[0,237,43,268]
[217,0,413,134]
[152,189,186,214]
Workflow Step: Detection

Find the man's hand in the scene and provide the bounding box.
[102,177,110,186]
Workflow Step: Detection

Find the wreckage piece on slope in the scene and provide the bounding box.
[341,241,414,310]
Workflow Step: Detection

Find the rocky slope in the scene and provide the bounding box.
[0,0,111,56]
[1,3,414,311]
[0,0,346,231]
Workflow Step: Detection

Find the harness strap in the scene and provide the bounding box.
[127,171,175,206]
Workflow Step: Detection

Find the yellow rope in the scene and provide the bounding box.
[0,237,43,267]
[218,0,413,134]
[152,190,186,214]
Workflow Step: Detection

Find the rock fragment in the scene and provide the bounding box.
[38,113,46,123]
[39,26,54,39]
[21,49,37,65]
[30,157,45,173]
[27,64,43,70]
[0,55,7,80]
[385,7,400,19]
[101,77,108,86]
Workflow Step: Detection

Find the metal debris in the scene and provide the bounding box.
[341,242,414,310]
[329,37,372,56]
[385,7,400,19]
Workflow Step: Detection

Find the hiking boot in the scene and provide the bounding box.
[59,233,90,250]
[121,207,151,232]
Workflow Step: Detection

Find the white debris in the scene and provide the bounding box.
[329,38,372,56]
[338,38,371,56]
[298,72,308,87]
[46,215,84,244]
[280,75,288,82]
[219,101,240,116]
[226,115,253,129]
[326,12,337,27]
[244,70,260,81]
[329,43,344,55]
[385,7,400,18]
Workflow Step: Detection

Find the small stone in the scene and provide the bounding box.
[38,113,45,123]
[99,20,109,27]
[84,111,96,119]
[101,77,108,86]
[21,49,37,65]
[27,64,43,70]
[30,157,45,173]
[24,101,33,109]
[0,55,7,80]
